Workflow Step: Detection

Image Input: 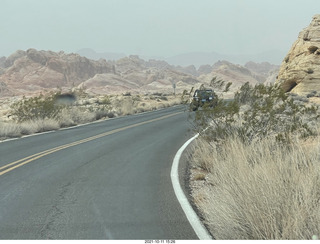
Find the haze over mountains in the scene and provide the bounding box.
[77,48,286,67]
[0,48,280,98]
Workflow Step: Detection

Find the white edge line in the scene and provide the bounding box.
[170,133,212,240]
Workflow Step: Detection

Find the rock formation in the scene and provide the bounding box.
[82,56,199,94]
[0,48,279,97]
[197,60,279,92]
[276,14,320,95]
[0,49,114,95]
[244,61,279,83]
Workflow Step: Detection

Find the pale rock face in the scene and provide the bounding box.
[0,49,114,95]
[198,61,261,91]
[0,48,279,97]
[3,50,26,68]
[276,14,320,95]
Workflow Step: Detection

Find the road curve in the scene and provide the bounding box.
[0,106,199,239]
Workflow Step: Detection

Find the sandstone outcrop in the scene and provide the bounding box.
[0,48,279,97]
[197,60,279,92]
[0,50,200,96]
[245,61,279,83]
[0,49,114,95]
[79,73,140,94]
[276,14,320,95]
[80,56,199,94]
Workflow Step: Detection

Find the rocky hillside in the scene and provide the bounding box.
[79,55,199,94]
[0,49,114,95]
[0,48,278,97]
[276,14,320,95]
[196,61,279,92]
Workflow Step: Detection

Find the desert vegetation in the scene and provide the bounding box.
[188,79,320,239]
[0,90,182,140]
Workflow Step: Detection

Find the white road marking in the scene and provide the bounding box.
[170,133,212,240]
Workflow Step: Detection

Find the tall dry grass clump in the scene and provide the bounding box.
[20,119,60,134]
[58,107,96,127]
[189,80,320,239]
[0,119,60,139]
[191,136,320,239]
[0,122,21,138]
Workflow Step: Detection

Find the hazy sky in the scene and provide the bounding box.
[0,0,319,58]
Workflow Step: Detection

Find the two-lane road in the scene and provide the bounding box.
[0,106,199,239]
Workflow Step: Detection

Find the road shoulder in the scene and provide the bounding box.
[171,135,212,240]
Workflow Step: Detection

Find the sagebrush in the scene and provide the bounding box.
[189,79,320,239]
[191,81,320,144]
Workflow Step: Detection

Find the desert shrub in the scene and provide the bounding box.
[132,95,142,102]
[58,106,98,126]
[308,45,318,53]
[191,136,320,239]
[152,92,163,96]
[118,97,134,115]
[159,96,168,101]
[0,122,21,138]
[306,68,314,74]
[98,96,111,105]
[189,79,320,239]
[285,56,290,63]
[57,110,76,128]
[307,90,318,98]
[10,92,63,122]
[20,118,60,134]
[122,92,131,96]
[0,117,60,139]
[94,107,115,120]
[192,81,320,144]
[9,92,111,130]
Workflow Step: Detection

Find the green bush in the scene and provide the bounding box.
[192,81,320,144]
[190,81,320,239]
[10,92,63,122]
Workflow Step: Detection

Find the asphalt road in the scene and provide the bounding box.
[0,106,199,240]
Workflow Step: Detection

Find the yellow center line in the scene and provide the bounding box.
[0,112,182,176]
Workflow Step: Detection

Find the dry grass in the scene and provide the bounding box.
[0,119,60,139]
[0,122,21,138]
[110,94,182,116]
[58,107,96,127]
[0,93,182,140]
[190,135,320,240]
[20,119,60,134]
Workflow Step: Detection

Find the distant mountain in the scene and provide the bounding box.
[0,48,279,97]
[164,50,286,67]
[0,49,199,96]
[77,48,126,61]
[0,49,114,96]
[198,60,279,92]
[164,51,226,67]
[77,48,286,68]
